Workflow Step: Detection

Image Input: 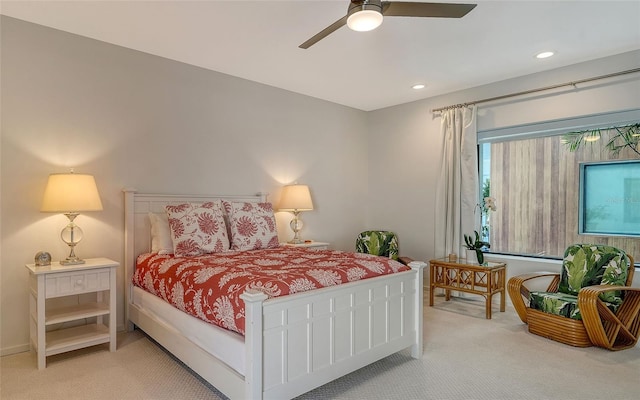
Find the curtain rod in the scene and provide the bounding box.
[432,67,640,113]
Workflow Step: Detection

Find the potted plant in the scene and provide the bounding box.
[464,230,490,264]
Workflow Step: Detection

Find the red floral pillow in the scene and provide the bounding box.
[225,202,280,251]
[165,202,229,257]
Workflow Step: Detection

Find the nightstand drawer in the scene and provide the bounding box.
[45,269,111,298]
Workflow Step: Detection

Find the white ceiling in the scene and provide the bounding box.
[2,0,640,111]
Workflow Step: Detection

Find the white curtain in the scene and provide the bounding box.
[434,106,479,259]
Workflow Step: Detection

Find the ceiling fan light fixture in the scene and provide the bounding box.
[347,1,384,32]
[347,10,383,31]
[299,0,477,49]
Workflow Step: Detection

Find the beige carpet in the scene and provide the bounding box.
[2,294,639,399]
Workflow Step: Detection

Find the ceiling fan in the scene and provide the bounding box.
[299,0,477,49]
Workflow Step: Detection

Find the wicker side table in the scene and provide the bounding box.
[429,258,506,319]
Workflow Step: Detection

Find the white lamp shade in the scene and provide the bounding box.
[347,10,383,32]
[279,184,314,211]
[41,173,103,212]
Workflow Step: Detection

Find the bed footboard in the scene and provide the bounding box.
[243,262,426,400]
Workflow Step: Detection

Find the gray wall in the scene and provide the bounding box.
[366,50,640,282]
[1,16,368,354]
[2,15,639,355]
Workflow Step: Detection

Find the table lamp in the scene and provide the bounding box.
[41,172,103,265]
[279,184,314,244]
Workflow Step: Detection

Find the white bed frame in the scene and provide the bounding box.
[124,190,426,400]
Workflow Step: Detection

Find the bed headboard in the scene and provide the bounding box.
[123,189,267,325]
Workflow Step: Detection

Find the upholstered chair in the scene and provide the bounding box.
[508,244,639,350]
[356,230,413,265]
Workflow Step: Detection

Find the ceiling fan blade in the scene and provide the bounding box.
[382,2,476,18]
[299,15,349,49]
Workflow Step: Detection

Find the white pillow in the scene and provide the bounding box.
[149,212,173,254]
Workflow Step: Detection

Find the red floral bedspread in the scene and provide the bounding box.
[133,247,410,335]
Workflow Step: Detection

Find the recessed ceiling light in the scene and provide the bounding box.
[584,134,600,142]
[412,84,425,90]
[536,51,555,59]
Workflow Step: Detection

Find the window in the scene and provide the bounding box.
[479,110,640,260]
[579,160,640,236]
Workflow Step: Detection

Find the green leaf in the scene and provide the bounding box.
[562,123,640,157]
[476,249,484,264]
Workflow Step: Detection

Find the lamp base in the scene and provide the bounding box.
[60,213,85,265]
[60,257,86,265]
[289,212,304,244]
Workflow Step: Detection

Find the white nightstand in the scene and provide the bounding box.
[281,241,330,250]
[25,257,119,369]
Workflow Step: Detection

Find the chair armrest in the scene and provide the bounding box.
[578,285,640,296]
[578,286,640,350]
[507,272,561,324]
[398,256,414,266]
[578,285,640,310]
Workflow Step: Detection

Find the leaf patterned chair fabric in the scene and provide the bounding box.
[507,244,639,350]
[356,231,412,265]
[529,245,628,320]
[356,231,399,260]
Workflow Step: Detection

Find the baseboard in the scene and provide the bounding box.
[1,343,30,356]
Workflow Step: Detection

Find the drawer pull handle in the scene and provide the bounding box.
[75,279,84,286]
